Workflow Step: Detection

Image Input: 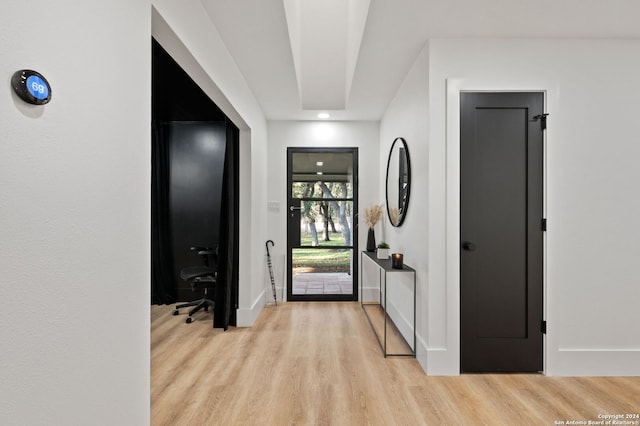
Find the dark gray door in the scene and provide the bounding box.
[460,92,544,372]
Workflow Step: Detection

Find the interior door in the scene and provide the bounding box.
[460,92,544,372]
[287,148,358,301]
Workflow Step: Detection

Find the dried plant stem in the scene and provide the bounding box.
[364,204,383,229]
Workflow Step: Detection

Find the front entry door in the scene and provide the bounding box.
[460,92,544,372]
[287,148,358,301]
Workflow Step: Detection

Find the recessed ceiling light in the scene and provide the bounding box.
[316,161,324,166]
[316,171,323,175]
[317,112,330,119]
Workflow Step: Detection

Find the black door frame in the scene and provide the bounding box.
[459,91,545,372]
[286,147,359,302]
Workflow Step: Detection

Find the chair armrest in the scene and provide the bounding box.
[197,250,217,256]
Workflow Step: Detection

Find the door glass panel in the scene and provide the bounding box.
[291,180,353,199]
[296,200,353,247]
[291,248,353,295]
[291,198,353,295]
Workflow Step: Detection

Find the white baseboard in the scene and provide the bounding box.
[360,286,379,303]
[549,349,640,376]
[263,286,286,303]
[413,332,462,376]
[424,347,460,376]
[415,333,429,374]
[385,301,414,351]
[235,290,265,327]
[417,347,640,376]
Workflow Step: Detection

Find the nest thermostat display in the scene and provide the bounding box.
[11,70,52,105]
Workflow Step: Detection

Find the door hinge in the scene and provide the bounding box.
[533,113,549,130]
[541,320,547,334]
[541,218,547,232]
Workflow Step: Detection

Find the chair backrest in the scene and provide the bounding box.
[190,245,218,268]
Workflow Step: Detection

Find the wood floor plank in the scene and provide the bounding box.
[151,302,640,425]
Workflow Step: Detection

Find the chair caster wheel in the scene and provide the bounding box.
[172,309,179,316]
[186,317,193,324]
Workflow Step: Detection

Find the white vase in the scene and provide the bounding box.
[377,248,389,259]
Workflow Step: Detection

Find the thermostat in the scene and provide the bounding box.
[11,70,52,105]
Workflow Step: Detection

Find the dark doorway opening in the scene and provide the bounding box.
[460,92,544,372]
[151,39,239,328]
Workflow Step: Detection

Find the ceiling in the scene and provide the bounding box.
[201,0,640,122]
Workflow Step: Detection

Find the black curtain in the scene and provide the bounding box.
[151,122,176,305]
[214,120,239,329]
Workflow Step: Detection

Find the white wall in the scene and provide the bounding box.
[152,1,269,326]
[266,121,380,300]
[379,44,431,371]
[383,38,640,376]
[0,1,150,424]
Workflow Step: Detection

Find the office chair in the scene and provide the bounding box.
[172,246,217,324]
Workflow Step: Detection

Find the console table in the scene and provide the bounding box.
[360,251,416,357]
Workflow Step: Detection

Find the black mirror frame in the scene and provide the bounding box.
[385,137,411,227]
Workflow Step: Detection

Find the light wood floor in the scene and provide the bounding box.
[151,302,640,425]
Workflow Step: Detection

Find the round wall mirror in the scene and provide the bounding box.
[385,137,411,227]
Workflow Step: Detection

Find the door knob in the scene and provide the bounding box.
[462,241,476,251]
